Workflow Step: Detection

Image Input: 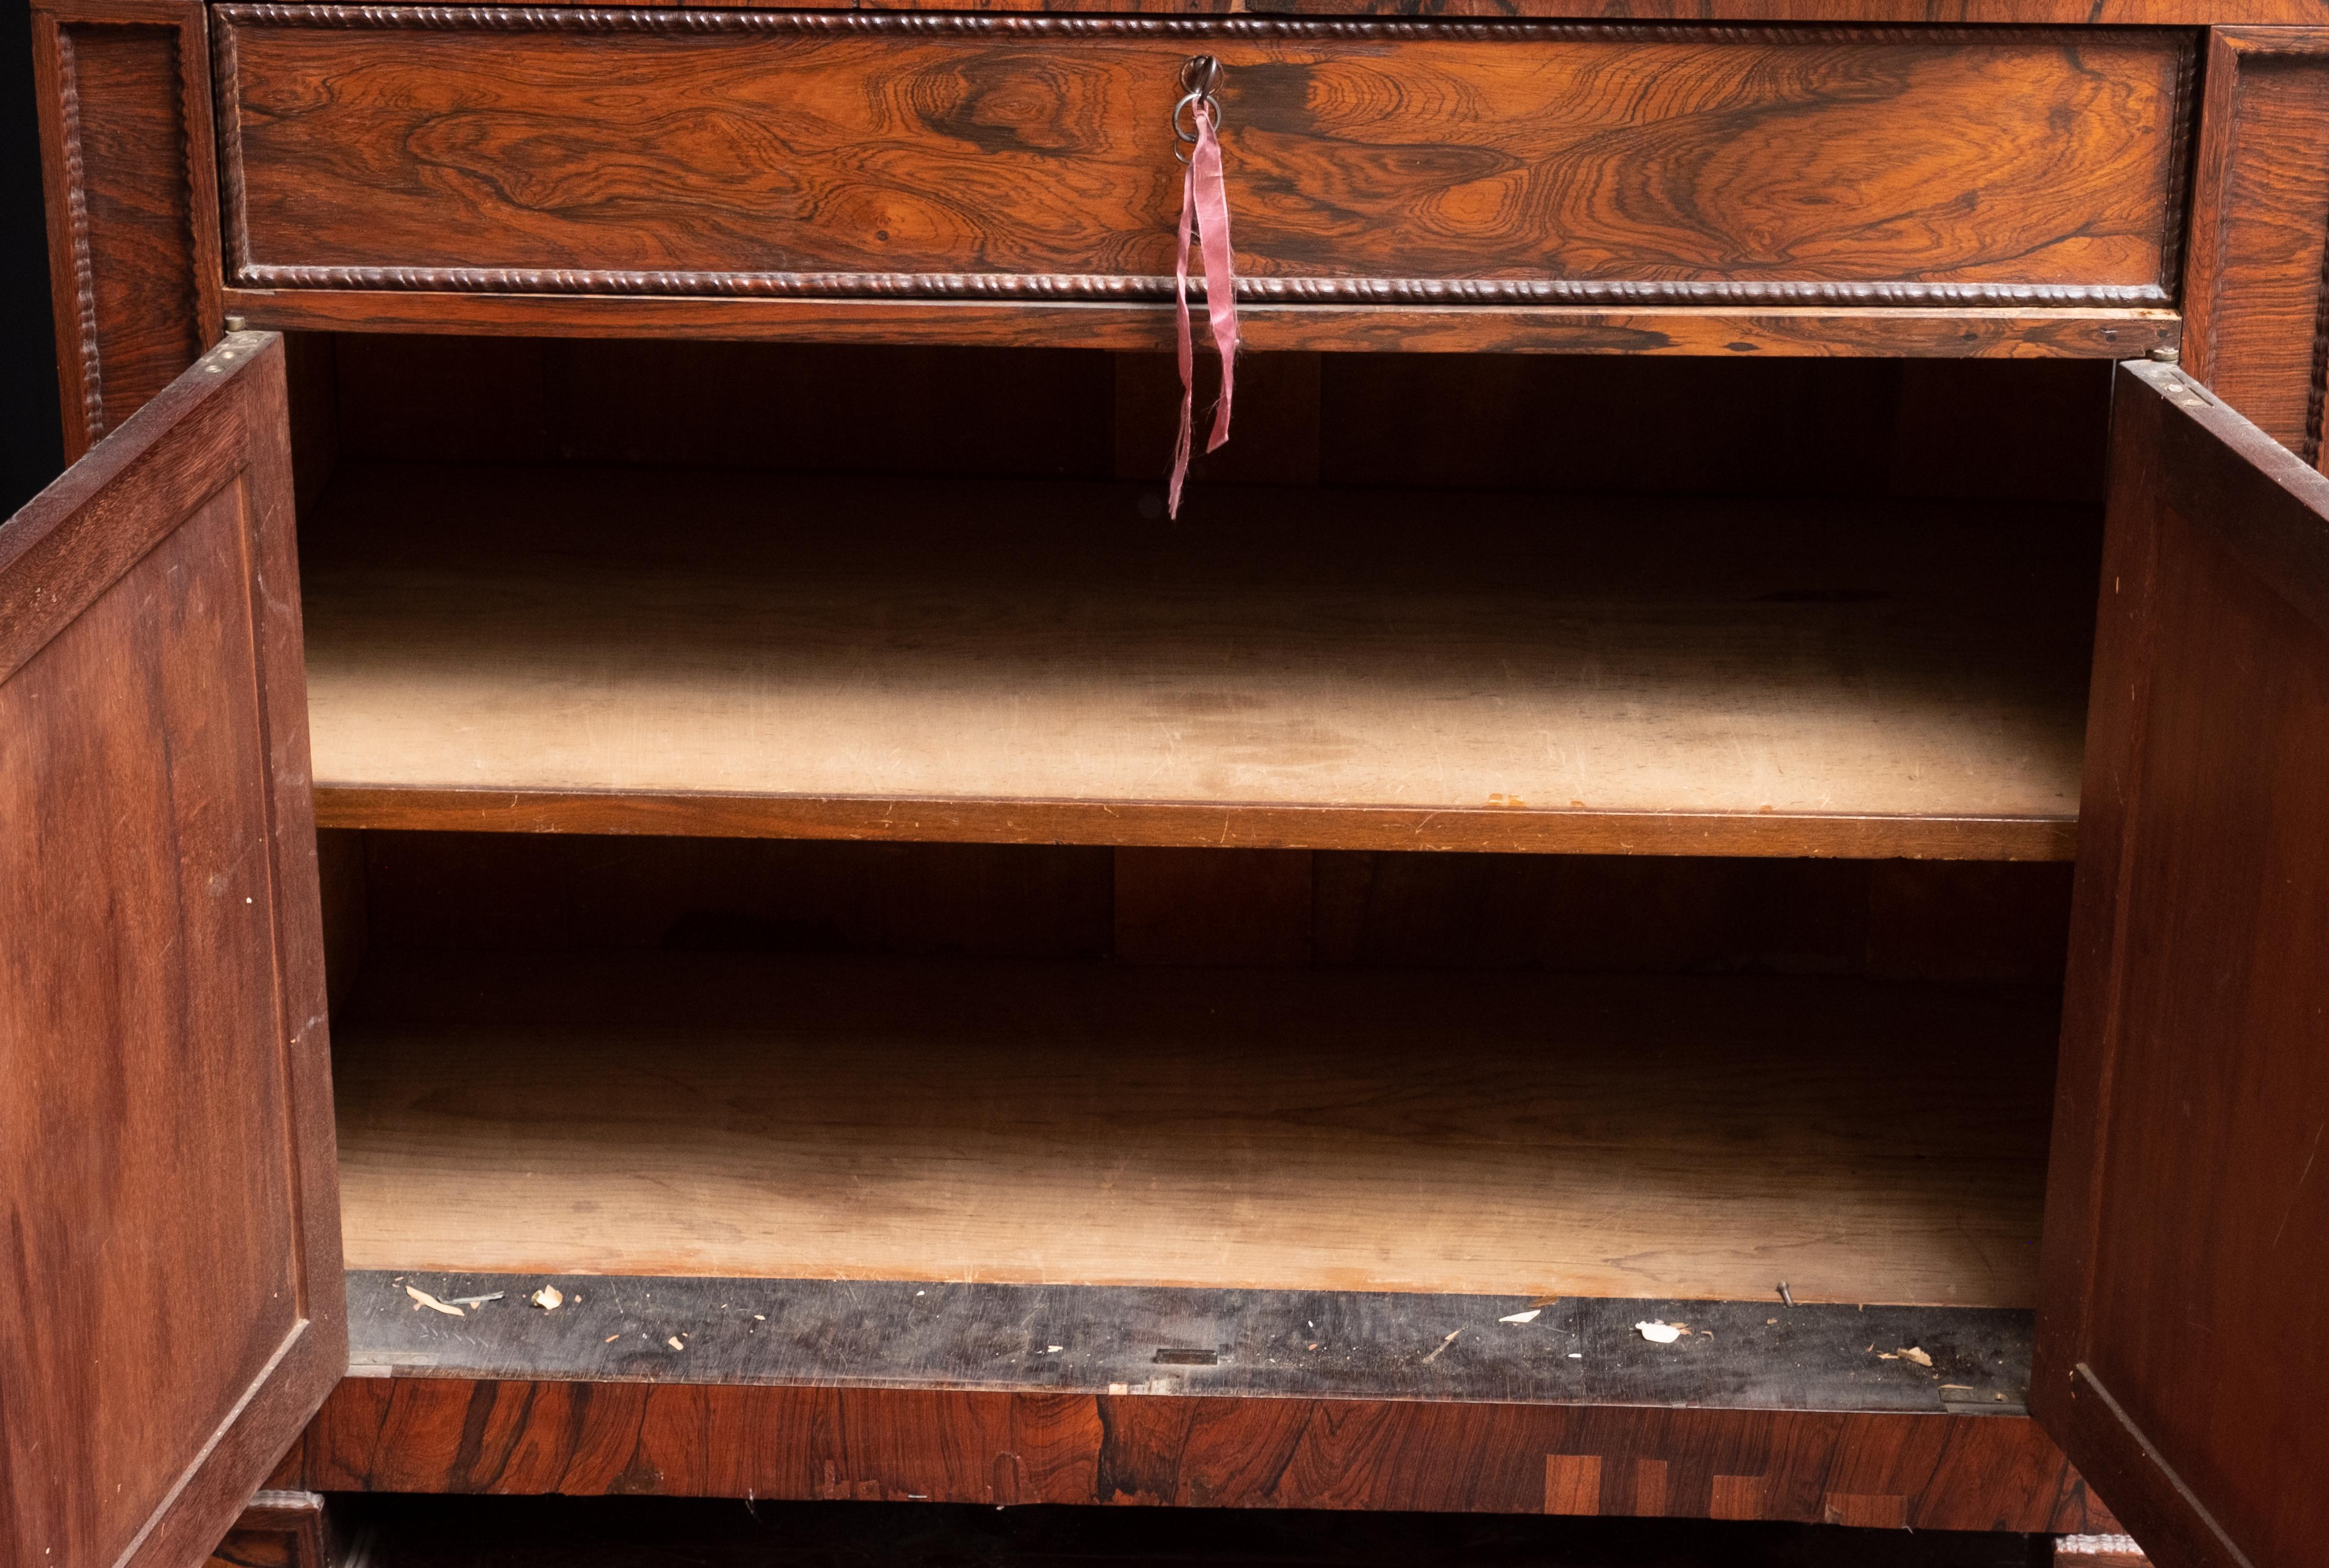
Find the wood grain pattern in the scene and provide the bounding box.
[213,9,2190,308]
[0,336,343,1568]
[333,949,2056,1305]
[2035,362,2329,1568]
[224,288,2182,356]
[2180,28,2329,468]
[302,1373,2113,1532]
[297,466,2095,859]
[30,0,221,460]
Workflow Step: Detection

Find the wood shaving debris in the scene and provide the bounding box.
[531,1287,563,1311]
[667,1336,685,1351]
[406,1286,464,1317]
[604,1334,620,1343]
[1046,1345,1063,1354]
[1941,1383,1974,1390]
[1635,1321,1684,1344]
[1498,1309,1541,1324]
[1897,1346,1933,1367]
[1878,1352,1898,1360]
[1421,1329,1462,1364]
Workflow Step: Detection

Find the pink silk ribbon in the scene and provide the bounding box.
[1168,97,1238,519]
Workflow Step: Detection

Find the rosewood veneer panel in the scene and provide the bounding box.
[31,0,222,457]
[2182,28,2329,468]
[213,8,2193,309]
[304,1373,2111,1532]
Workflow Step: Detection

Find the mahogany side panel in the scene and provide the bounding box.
[0,335,343,1568]
[305,1376,2114,1534]
[2035,362,2329,1567]
[212,9,2192,309]
[29,0,221,459]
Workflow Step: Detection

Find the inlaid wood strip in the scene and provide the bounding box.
[48,28,106,444]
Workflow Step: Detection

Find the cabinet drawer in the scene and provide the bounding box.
[214,7,2194,309]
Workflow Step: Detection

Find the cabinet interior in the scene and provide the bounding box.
[291,334,2107,1404]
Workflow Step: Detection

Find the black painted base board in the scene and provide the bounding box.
[348,1270,2031,1416]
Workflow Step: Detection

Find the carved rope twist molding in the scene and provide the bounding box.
[51,29,106,444]
[210,3,2151,47]
[2155,31,2201,291]
[232,265,2173,308]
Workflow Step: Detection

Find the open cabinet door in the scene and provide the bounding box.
[0,335,344,1568]
[2035,359,2329,1568]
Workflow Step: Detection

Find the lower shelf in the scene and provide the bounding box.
[335,951,2055,1306]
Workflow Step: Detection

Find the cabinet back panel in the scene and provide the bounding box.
[337,833,2072,983]
[305,335,2113,502]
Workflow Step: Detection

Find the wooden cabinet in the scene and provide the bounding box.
[11,6,2329,1568]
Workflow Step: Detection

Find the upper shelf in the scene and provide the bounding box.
[301,464,2094,858]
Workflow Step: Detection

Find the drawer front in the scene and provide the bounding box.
[214,7,2194,307]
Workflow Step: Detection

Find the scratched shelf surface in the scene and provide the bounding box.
[350,1271,2032,1416]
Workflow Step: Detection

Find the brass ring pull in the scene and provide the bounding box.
[1172,55,1225,165]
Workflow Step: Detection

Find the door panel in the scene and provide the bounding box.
[2037,359,2329,1568]
[0,333,343,1568]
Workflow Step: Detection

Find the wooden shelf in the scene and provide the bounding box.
[333,951,2057,1307]
[301,464,2095,860]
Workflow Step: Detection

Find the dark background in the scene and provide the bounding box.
[4,3,65,516]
